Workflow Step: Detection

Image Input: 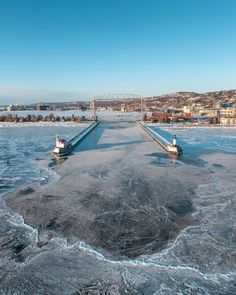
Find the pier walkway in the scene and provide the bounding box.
[137,121,182,156]
[72,120,150,154]
[68,121,100,146]
[137,121,171,150]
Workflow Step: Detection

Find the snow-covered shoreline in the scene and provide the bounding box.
[147,122,236,129]
[0,121,90,128]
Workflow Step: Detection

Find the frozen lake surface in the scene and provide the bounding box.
[0,124,88,196]
[0,119,236,294]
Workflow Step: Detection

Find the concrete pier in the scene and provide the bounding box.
[68,121,100,146]
[137,121,183,156]
[54,121,100,156]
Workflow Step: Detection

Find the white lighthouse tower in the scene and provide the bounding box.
[173,135,177,146]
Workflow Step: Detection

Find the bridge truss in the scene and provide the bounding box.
[89,93,145,120]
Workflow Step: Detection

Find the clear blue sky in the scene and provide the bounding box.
[0,0,236,103]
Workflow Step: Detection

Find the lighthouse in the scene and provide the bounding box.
[173,135,177,146]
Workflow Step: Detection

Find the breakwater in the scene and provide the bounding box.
[0,113,89,123]
[137,121,183,156]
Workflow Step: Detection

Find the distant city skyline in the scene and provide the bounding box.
[0,0,236,104]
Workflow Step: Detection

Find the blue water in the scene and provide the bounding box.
[151,126,236,166]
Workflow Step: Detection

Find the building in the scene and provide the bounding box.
[220,107,236,117]
[183,112,192,120]
[220,117,236,125]
[36,103,50,111]
[126,105,135,112]
[214,102,223,108]
[183,105,193,119]
[120,104,128,112]
[7,104,15,112]
[200,108,219,117]
[148,112,171,123]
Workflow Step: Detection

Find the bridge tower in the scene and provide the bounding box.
[89,99,97,121]
[141,97,146,121]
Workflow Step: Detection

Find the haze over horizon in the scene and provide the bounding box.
[0,0,236,104]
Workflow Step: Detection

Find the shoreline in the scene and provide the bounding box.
[147,123,236,129]
[0,121,91,128]
[1,120,236,129]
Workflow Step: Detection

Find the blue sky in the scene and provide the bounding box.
[0,0,236,104]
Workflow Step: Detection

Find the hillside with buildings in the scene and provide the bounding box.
[94,89,236,112]
[141,90,236,124]
[100,89,236,125]
[1,89,236,125]
[144,89,236,109]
